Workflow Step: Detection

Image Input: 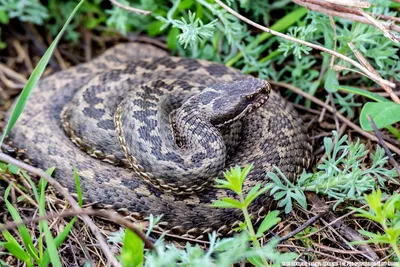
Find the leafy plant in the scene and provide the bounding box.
[351,189,400,261]
[157,9,217,49]
[109,165,296,267]
[278,24,317,59]
[212,165,297,266]
[268,131,398,212]
[0,0,48,25]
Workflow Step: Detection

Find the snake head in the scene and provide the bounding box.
[204,78,271,126]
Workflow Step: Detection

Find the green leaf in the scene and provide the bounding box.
[7,164,20,175]
[74,167,83,207]
[40,217,77,267]
[324,69,339,93]
[248,256,265,267]
[147,20,166,36]
[334,85,389,103]
[42,222,62,267]
[178,0,194,9]
[4,185,40,263]
[291,189,307,209]
[243,184,271,208]
[3,242,31,265]
[167,27,180,50]
[240,164,253,185]
[22,171,40,203]
[256,210,281,237]
[211,198,243,209]
[0,0,86,145]
[0,9,9,24]
[121,229,144,267]
[360,102,400,131]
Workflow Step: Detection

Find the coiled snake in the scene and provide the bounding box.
[8,43,311,238]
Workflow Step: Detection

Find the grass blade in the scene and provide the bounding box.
[37,167,62,266]
[74,167,83,207]
[3,185,40,263]
[0,0,86,145]
[40,217,77,267]
[334,85,389,103]
[121,229,144,267]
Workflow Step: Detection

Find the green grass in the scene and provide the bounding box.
[0,166,78,267]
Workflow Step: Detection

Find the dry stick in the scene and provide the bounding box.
[1,176,39,208]
[333,64,373,80]
[348,42,400,104]
[279,211,327,242]
[324,0,370,8]
[270,81,400,156]
[0,153,120,267]
[108,0,151,15]
[311,243,391,255]
[367,116,400,177]
[214,0,397,100]
[294,0,400,34]
[305,0,400,23]
[0,208,155,250]
[0,64,28,84]
[357,8,400,44]
[309,195,379,261]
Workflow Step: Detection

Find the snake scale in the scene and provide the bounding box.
[7,43,311,238]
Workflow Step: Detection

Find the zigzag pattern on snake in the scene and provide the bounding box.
[7,43,311,238]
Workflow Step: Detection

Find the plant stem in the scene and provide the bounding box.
[239,194,270,267]
[391,241,400,261]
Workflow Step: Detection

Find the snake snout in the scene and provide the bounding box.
[207,78,270,126]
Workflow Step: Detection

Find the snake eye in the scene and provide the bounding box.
[246,95,254,100]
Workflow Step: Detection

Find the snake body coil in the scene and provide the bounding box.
[8,43,311,237]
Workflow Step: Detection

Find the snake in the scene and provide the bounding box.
[7,42,311,238]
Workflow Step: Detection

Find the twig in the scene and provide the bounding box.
[270,81,400,156]
[0,153,121,267]
[357,8,400,44]
[324,0,370,8]
[348,42,400,103]
[311,243,391,255]
[293,0,400,34]
[214,0,396,90]
[109,0,151,15]
[1,175,39,208]
[305,0,400,23]
[0,208,154,250]
[279,211,328,242]
[367,116,400,177]
[0,63,27,84]
[309,195,379,261]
